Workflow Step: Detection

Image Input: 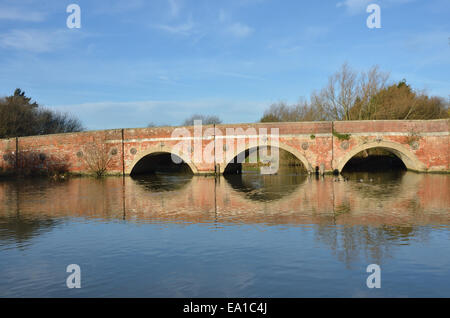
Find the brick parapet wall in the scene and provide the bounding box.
[0,119,448,175]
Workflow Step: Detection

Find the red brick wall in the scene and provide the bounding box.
[0,119,448,175]
[333,119,449,171]
[0,138,17,173]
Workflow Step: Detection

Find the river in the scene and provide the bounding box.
[0,171,449,297]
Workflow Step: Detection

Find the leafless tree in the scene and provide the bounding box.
[312,63,358,121]
[83,140,112,177]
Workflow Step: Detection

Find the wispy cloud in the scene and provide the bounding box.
[155,6,253,39]
[225,22,253,38]
[217,9,253,39]
[156,19,195,35]
[0,29,62,53]
[155,2,194,36]
[214,71,264,81]
[0,29,85,53]
[0,6,46,22]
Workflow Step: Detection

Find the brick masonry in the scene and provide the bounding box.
[0,119,448,175]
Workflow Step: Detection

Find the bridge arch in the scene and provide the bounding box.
[126,148,198,175]
[336,140,426,172]
[220,141,313,174]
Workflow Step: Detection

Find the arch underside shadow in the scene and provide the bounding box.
[127,150,198,175]
[221,142,313,174]
[337,141,426,172]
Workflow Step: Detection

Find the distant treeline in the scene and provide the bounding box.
[260,63,449,123]
[0,89,83,139]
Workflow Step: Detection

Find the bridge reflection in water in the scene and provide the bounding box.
[0,171,449,297]
[1,173,449,241]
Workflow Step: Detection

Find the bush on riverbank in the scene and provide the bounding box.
[0,151,70,179]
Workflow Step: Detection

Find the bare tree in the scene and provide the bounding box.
[312,63,358,121]
[355,65,390,120]
[83,140,112,177]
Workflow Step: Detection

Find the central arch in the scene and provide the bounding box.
[220,141,313,174]
[126,148,198,175]
[336,140,426,172]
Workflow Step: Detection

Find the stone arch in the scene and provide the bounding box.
[336,140,426,172]
[220,141,313,174]
[126,147,198,175]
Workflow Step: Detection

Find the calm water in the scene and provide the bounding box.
[0,172,449,297]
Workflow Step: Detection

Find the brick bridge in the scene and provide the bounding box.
[0,119,448,175]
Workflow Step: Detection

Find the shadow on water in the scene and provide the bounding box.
[0,179,63,248]
[0,216,60,248]
[224,172,307,202]
[223,146,309,202]
[131,173,193,192]
[340,171,408,199]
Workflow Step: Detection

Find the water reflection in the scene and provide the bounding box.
[0,172,449,264]
[224,173,307,202]
[132,174,193,192]
[313,224,435,268]
[0,215,60,249]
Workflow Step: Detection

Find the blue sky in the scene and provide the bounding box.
[0,0,449,129]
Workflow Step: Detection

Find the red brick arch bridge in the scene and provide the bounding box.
[0,119,448,175]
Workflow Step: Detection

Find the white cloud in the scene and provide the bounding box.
[226,22,253,38]
[0,6,46,22]
[156,20,194,35]
[217,9,253,39]
[225,72,263,80]
[0,29,71,53]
